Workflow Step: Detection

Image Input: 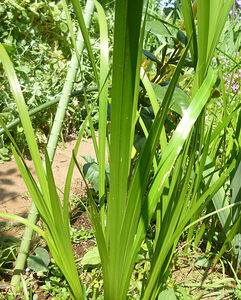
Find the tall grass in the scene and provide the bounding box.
[0,0,236,299]
[10,0,96,291]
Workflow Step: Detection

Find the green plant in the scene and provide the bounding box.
[9,0,96,292]
[70,225,95,243]
[0,44,85,298]
[0,147,10,163]
[0,236,18,278]
[0,0,71,150]
[0,0,105,155]
[72,0,235,299]
[0,0,237,299]
[82,155,110,192]
[38,258,70,299]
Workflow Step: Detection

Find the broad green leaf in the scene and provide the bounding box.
[87,164,109,191]
[146,20,172,37]
[195,257,211,268]
[27,248,50,273]
[151,83,190,115]
[140,69,216,300]
[82,155,95,163]
[177,30,187,45]
[144,69,216,236]
[83,157,110,192]
[158,288,176,300]
[81,247,101,266]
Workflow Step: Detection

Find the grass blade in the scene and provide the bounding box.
[93,0,109,227]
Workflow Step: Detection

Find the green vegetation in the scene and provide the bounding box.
[0,0,241,299]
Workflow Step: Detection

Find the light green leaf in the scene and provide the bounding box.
[93,0,109,227]
[81,247,101,266]
[146,20,172,37]
[195,257,211,268]
[158,288,177,300]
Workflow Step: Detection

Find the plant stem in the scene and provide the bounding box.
[0,85,106,136]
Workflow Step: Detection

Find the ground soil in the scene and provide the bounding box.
[0,138,96,237]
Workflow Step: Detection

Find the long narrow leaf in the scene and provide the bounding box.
[94,0,109,227]
[106,1,144,298]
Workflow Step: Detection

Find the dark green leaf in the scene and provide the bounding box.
[82,156,109,191]
[143,50,162,67]
[177,30,187,45]
[27,248,50,273]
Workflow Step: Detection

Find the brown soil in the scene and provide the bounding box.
[0,138,96,236]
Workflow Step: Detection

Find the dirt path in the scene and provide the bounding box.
[0,138,95,232]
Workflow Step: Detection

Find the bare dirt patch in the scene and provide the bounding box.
[0,138,96,235]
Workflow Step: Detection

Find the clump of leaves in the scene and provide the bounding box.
[38,258,69,299]
[0,147,10,163]
[70,225,94,243]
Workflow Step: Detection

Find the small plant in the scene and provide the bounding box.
[0,147,10,163]
[70,225,94,243]
[37,258,70,300]
[0,236,18,278]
